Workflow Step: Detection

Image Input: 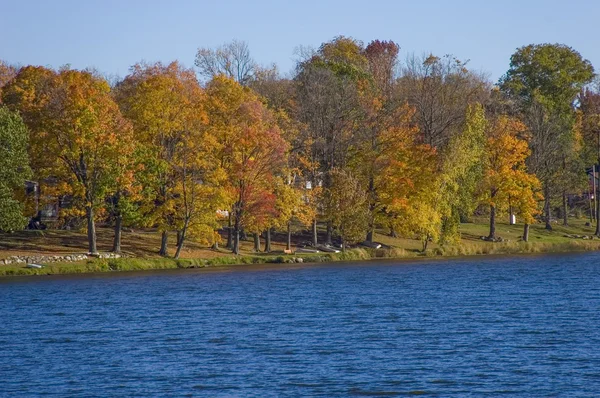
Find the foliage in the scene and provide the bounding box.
[0,106,31,231]
[324,168,369,249]
[479,115,542,236]
[204,76,288,253]
[437,104,487,242]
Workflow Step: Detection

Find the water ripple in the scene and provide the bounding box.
[1,252,600,396]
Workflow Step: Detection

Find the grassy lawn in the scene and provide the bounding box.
[1,217,599,276]
[460,216,597,244]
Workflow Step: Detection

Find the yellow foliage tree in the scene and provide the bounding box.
[480,116,541,241]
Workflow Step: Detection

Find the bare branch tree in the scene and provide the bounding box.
[195,40,257,85]
[397,53,491,149]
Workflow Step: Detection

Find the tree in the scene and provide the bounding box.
[579,85,600,235]
[116,62,218,257]
[348,40,403,242]
[2,66,61,188]
[499,43,595,230]
[0,60,17,97]
[0,106,31,231]
[479,116,541,240]
[436,104,487,243]
[364,40,400,98]
[324,168,369,250]
[204,76,288,254]
[350,102,428,242]
[172,130,226,259]
[294,36,369,244]
[195,40,256,85]
[398,53,490,150]
[268,176,314,251]
[5,68,133,253]
[373,119,439,251]
[499,44,594,112]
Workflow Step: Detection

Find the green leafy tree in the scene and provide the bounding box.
[0,106,31,231]
[437,104,487,243]
[500,43,594,230]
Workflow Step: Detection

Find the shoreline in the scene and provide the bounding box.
[2,239,600,277]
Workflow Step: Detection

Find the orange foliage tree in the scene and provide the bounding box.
[480,116,541,241]
[204,76,288,254]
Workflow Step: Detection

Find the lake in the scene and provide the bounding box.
[1,253,600,396]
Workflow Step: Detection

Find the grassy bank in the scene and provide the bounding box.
[0,248,377,276]
[2,218,600,276]
[2,239,600,277]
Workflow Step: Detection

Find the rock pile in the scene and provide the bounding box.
[2,252,123,265]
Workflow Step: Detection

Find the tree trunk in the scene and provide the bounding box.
[389,225,397,238]
[253,233,261,252]
[176,230,182,247]
[562,191,568,226]
[523,223,530,242]
[86,206,98,255]
[226,212,233,248]
[264,228,271,252]
[159,230,168,256]
[544,186,552,231]
[233,229,240,255]
[174,220,189,259]
[312,219,318,246]
[112,214,122,253]
[366,177,375,243]
[233,213,240,255]
[326,221,332,245]
[286,222,292,251]
[422,235,429,252]
[488,204,496,241]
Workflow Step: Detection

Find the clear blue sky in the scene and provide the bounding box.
[3,0,599,82]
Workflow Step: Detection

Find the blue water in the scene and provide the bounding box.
[2,253,600,396]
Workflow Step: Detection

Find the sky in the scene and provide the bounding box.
[3,0,600,83]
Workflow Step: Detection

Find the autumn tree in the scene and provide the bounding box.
[372,116,439,251]
[172,126,226,259]
[0,106,31,231]
[5,68,133,254]
[479,116,541,240]
[500,43,594,230]
[2,66,61,189]
[364,40,399,97]
[323,169,370,250]
[267,176,314,251]
[346,40,404,243]
[116,62,220,257]
[0,60,17,97]
[294,36,369,244]
[351,102,421,242]
[204,76,287,255]
[436,104,487,243]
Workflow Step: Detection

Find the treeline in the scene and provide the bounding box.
[0,37,599,257]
